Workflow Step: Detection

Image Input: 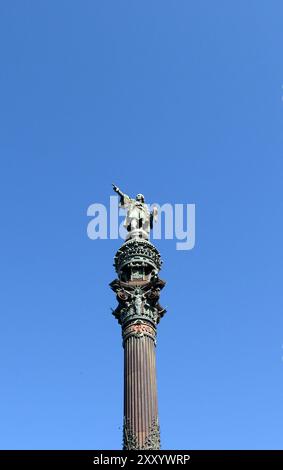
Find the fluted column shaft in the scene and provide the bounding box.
[123,325,159,448]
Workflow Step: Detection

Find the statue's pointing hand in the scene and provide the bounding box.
[112,184,125,200]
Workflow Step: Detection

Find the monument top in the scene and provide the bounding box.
[112,184,158,241]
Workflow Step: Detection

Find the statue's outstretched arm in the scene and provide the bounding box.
[112,184,131,207]
[112,184,125,198]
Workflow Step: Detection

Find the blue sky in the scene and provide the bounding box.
[0,1,283,449]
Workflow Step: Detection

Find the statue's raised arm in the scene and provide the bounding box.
[112,184,124,199]
[112,183,132,208]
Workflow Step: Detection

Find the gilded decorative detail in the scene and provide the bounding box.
[122,320,156,344]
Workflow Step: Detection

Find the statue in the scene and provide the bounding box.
[112,184,158,240]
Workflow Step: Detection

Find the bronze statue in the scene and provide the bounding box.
[112,184,157,240]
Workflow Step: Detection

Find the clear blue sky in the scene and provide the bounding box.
[0,1,283,450]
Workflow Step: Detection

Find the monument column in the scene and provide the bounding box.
[110,186,166,450]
